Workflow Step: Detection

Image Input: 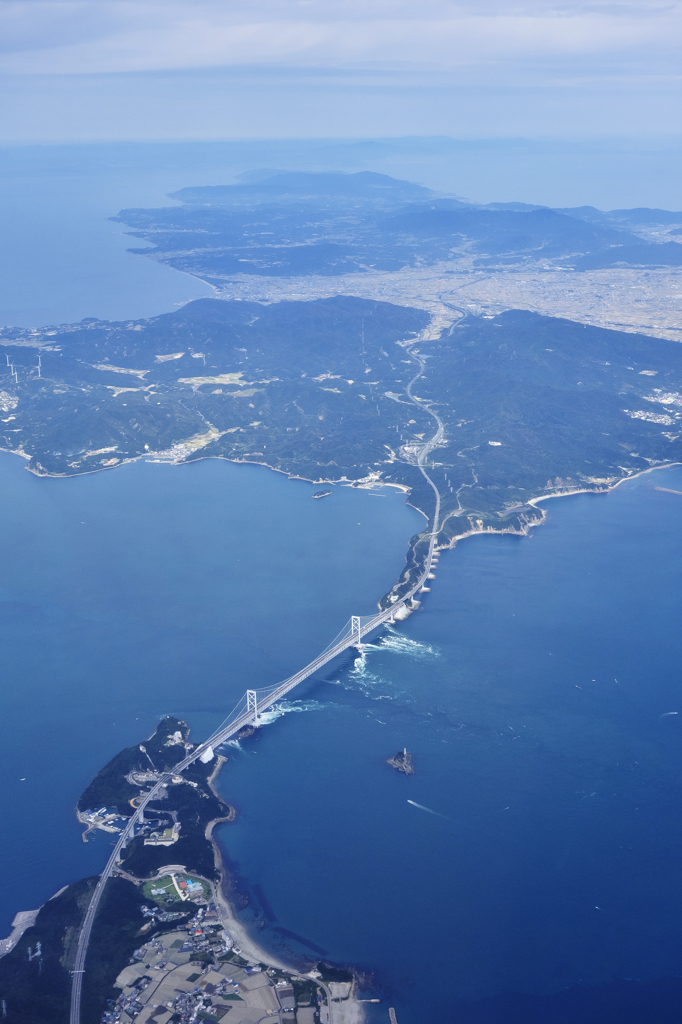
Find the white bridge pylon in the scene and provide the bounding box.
[351,615,362,651]
[246,689,258,725]
[203,614,379,753]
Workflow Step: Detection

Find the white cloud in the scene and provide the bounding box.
[0,0,679,75]
[2,0,680,145]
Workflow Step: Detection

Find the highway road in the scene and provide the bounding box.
[70,337,444,1024]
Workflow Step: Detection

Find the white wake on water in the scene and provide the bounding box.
[407,799,451,820]
[359,626,441,661]
[346,648,388,695]
[257,699,329,725]
[327,649,395,701]
[216,701,330,753]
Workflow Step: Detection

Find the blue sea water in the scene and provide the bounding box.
[0,145,227,327]
[2,450,680,1023]
[211,467,682,1022]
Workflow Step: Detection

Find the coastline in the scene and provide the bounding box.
[528,460,682,504]
[7,439,678,524]
[201,753,294,972]
[206,754,367,1022]
[437,505,546,550]
[433,461,682,555]
[1,440,409,492]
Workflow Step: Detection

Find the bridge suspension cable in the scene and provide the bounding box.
[70,335,443,1024]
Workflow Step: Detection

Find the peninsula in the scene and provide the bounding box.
[0,717,366,1024]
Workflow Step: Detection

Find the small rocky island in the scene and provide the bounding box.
[387,749,415,775]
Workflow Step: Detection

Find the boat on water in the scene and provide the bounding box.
[312,490,332,499]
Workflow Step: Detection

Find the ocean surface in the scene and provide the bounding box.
[1,145,682,1023]
[0,144,227,327]
[0,451,422,928]
[212,468,682,1023]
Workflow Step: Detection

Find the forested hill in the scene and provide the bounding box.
[2,297,681,558]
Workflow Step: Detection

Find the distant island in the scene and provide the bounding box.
[113,170,682,280]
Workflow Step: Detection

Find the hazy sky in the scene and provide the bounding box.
[1,0,681,141]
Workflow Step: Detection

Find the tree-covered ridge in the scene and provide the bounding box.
[78,715,191,816]
[0,295,428,481]
[2,298,681,578]
[77,715,230,880]
[415,309,682,535]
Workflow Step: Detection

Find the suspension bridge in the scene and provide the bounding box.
[70,344,444,1024]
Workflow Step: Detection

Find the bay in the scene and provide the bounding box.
[0,166,212,328]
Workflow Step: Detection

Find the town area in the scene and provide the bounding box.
[101,880,357,1024]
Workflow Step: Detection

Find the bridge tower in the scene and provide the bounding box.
[246,689,259,726]
[351,616,362,651]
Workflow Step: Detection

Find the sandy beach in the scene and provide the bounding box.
[210,845,366,1023]
[207,762,366,1023]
